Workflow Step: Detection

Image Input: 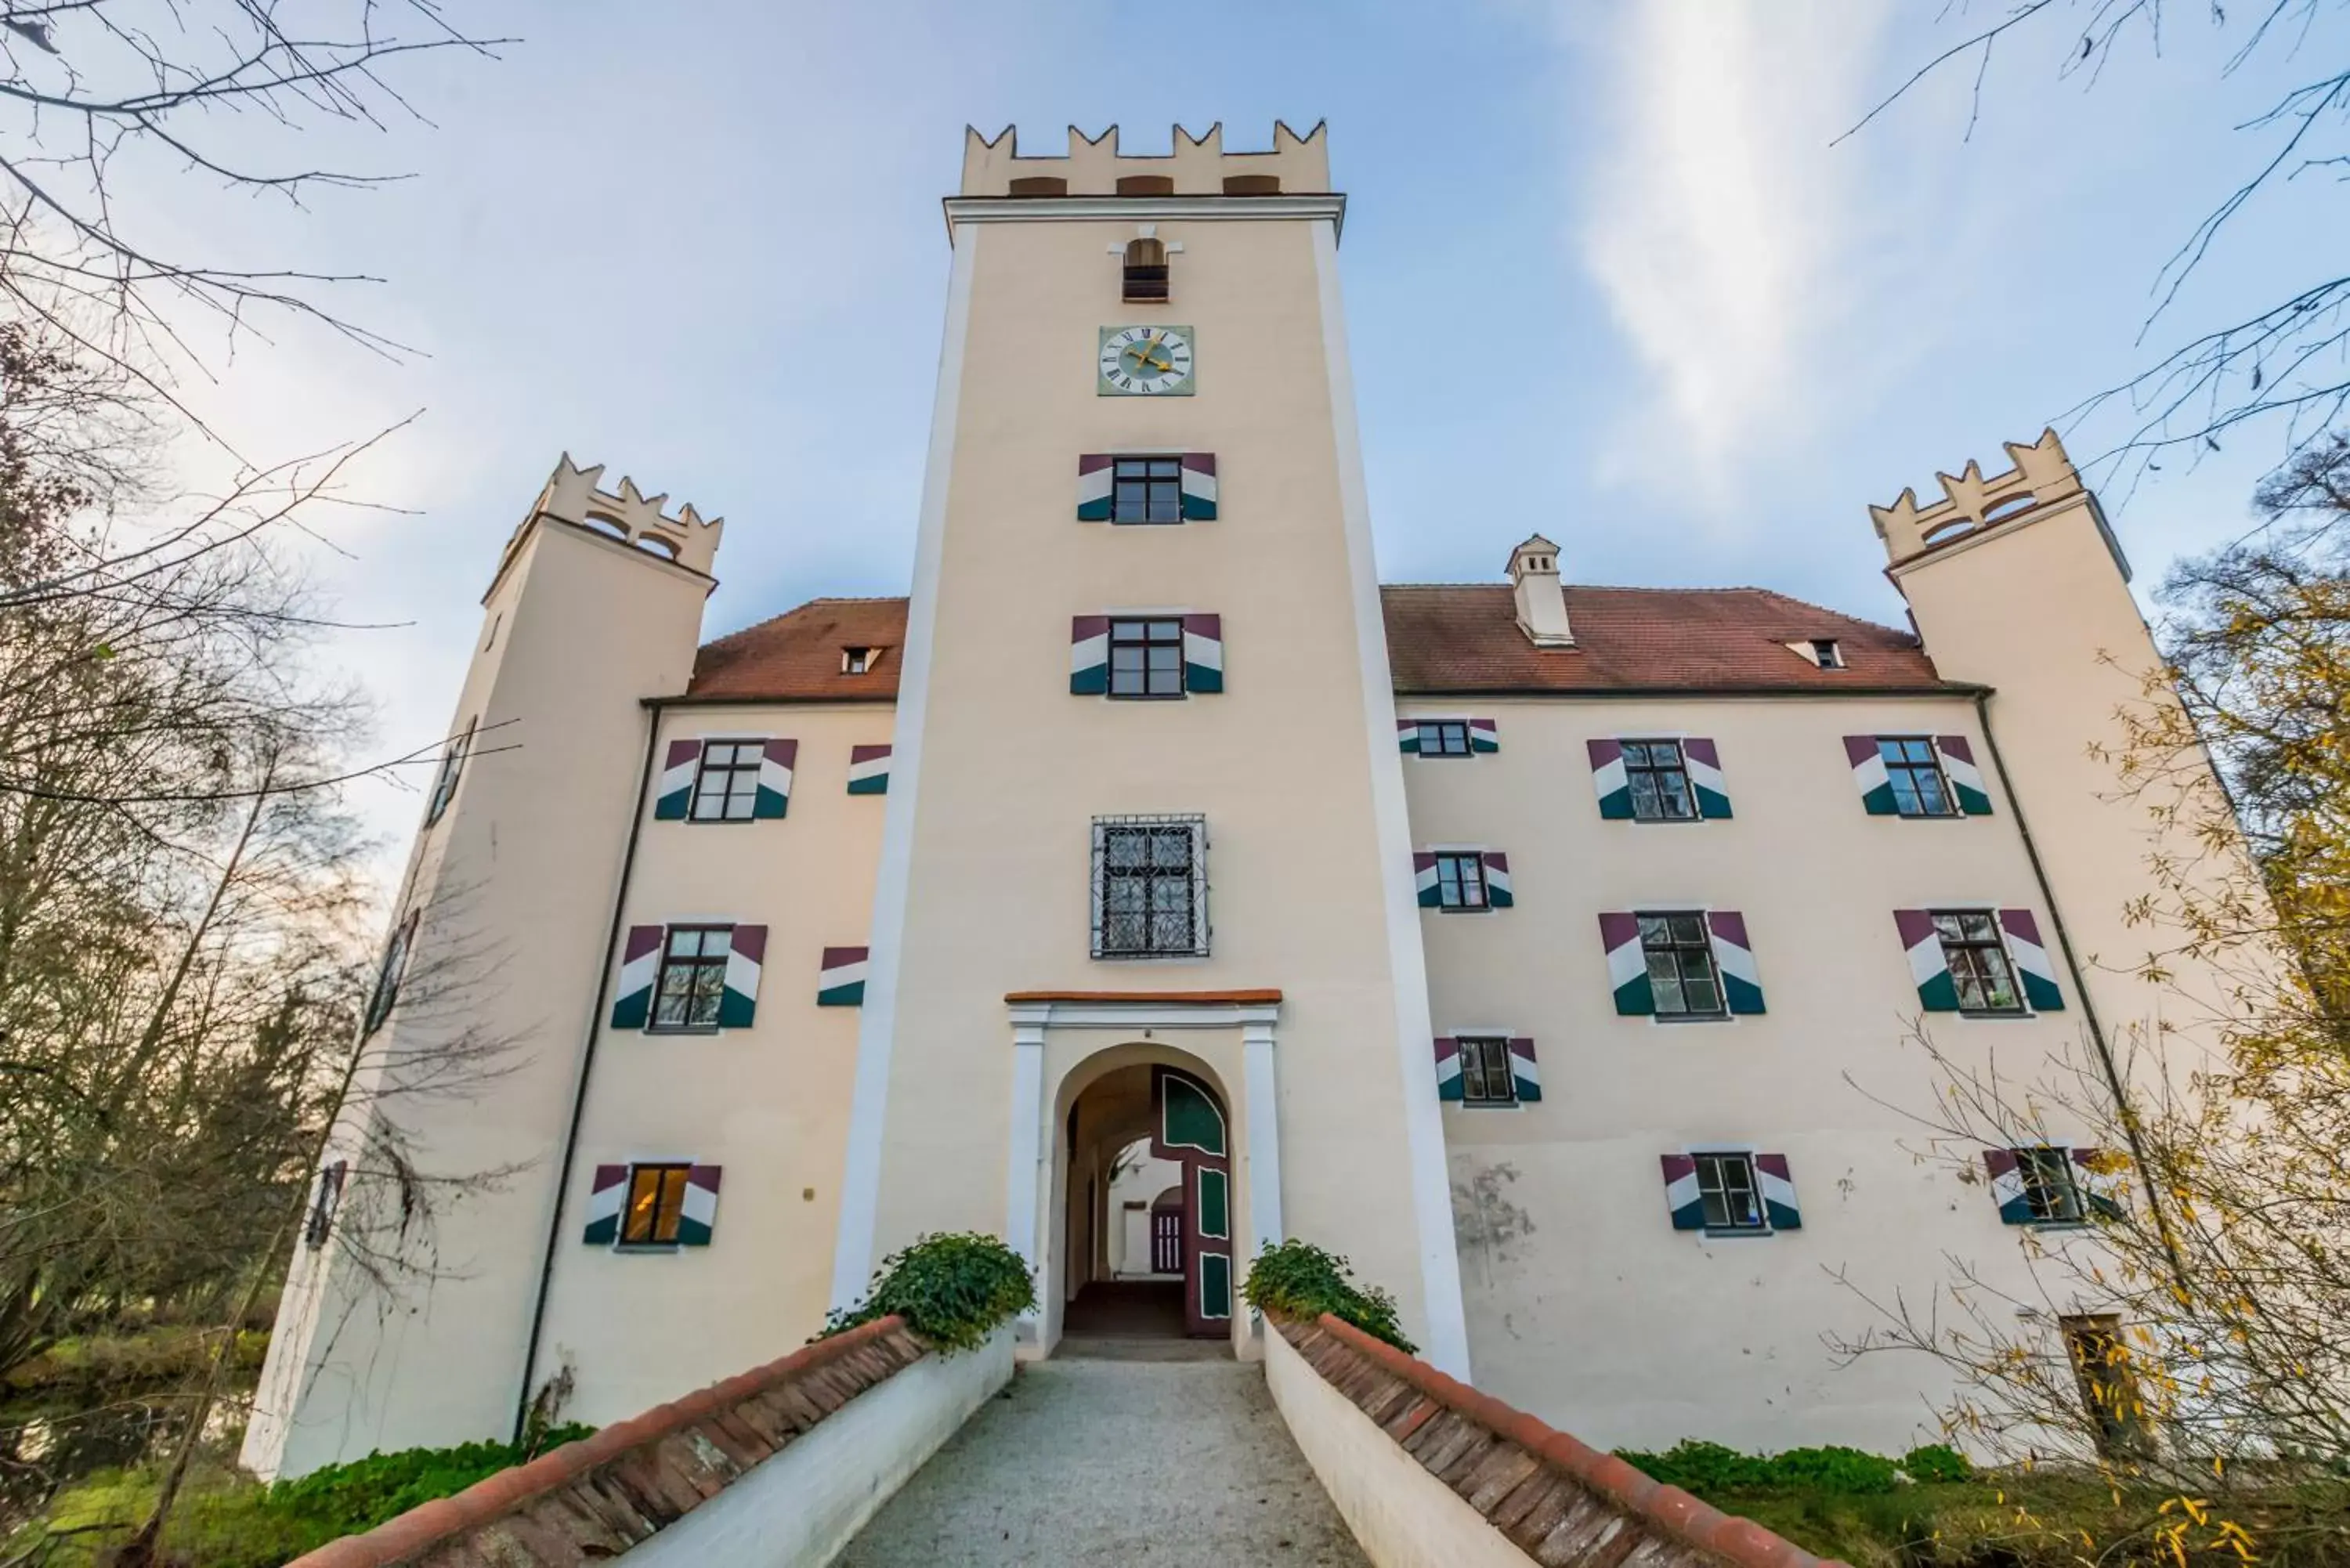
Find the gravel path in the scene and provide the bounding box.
[837,1357,1369,1567]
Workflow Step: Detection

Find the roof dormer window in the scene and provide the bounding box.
[843,646,877,675]
[1811,638,1846,670]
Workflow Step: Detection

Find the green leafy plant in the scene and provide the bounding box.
[1899,1443,1973,1484]
[1242,1240,1415,1353]
[263,1424,597,1530]
[822,1232,1035,1353]
[1616,1440,1902,1497]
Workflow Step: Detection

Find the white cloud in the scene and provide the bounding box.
[1574,1,1890,502]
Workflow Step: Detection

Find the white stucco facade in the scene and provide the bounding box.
[246,128,2242,1477]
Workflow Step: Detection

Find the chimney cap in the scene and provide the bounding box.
[1507,534,1562,577]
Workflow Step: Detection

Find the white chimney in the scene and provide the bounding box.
[1507,534,1573,647]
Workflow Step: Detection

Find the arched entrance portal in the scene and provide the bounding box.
[1058,1060,1234,1345]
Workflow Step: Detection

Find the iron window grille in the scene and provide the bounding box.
[622,1163,693,1247]
[1623,740,1697,822]
[691,740,765,822]
[1112,457,1184,525]
[1417,721,1472,757]
[1091,815,1209,959]
[1878,737,1955,817]
[1457,1037,1517,1107]
[1433,852,1489,911]
[302,1159,348,1250]
[653,926,732,1030]
[1694,1151,1766,1231]
[2015,1146,2087,1223]
[1933,911,2024,1013]
[363,916,414,1037]
[1640,912,1724,1017]
[425,717,475,827]
[1108,618,1186,699]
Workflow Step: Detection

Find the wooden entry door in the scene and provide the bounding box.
[1150,1066,1232,1337]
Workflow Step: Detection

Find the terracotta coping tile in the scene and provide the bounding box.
[1300,1314,1853,1568]
[283,1315,910,1568]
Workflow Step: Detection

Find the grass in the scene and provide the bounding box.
[5,1424,595,1567]
[1616,1446,2350,1568]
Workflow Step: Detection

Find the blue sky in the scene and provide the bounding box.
[141,1,2347,866]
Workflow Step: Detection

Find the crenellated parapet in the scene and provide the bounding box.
[1870,428,2086,569]
[960,121,1330,197]
[489,454,725,598]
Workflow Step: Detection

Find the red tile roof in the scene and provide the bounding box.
[681,586,1956,703]
[1379,583,1954,694]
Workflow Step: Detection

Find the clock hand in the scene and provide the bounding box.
[1125,331,1161,371]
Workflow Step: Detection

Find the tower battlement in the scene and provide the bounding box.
[1869,428,2088,569]
[960,121,1330,197]
[489,454,726,598]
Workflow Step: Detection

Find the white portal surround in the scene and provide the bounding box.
[1005,997,1283,1342]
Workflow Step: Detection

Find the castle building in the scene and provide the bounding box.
[245,125,2227,1477]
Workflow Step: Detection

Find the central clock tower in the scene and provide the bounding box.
[830,123,1470,1374]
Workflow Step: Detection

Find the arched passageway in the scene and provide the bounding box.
[1056,1059,1234,1351]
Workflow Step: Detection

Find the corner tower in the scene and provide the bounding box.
[835,125,1470,1371]
[245,460,724,1476]
[1871,431,2243,1050]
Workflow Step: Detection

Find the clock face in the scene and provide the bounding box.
[1098,324,1195,396]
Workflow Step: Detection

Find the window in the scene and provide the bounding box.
[690,741,764,823]
[425,718,475,827]
[1433,852,1488,911]
[363,916,414,1036]
[303,1160,348,1250]
[1694,1152,1766,1231]
[1878,738,1954,817]
[652,926,732,1030]
[1123,236,1169,302]
[2015,1146,2086,1223]
[1640,913,1723,1017]
[1091,815,1207,959]
[1108,618,1185,699]
[2062,1314,2149,1456]
[1811,638,1846,669]
[1457,1037,1517,1107]
[1417,721,1472,757]
[1623,740,1697,822]
[1934,911,2024,1013]
[842,646,876,674]
[1112,457,1184,525]
[621,1163,693,1246]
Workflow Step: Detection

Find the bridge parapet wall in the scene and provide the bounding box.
[1267,1313,1852,1568]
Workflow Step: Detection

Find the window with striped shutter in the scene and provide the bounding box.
[1432,1037,1541,1104]
[611,923,764,1030]
[584,1164,723,1248]
[1894,909,2063,1013]
[1076,453,1219,522]
[1661,1152,1800,1233]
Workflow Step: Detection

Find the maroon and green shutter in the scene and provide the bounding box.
[1076,454,1115,521]
[846,743,891,795]
[718,924,765,1028]
[1182,614,1223,693]
[1180,453,1218,519]
[817,946,868,1006]
[653,740,701,820]
[1506,1037,1541,1101]
[1600,912,1652,1014]
[611,925,663,1029]
[582,1165,629,1245]
[677,1165,721,1246]
[1070,616,1110,695]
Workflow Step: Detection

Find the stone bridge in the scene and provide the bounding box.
[287,1315,1844,1568]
